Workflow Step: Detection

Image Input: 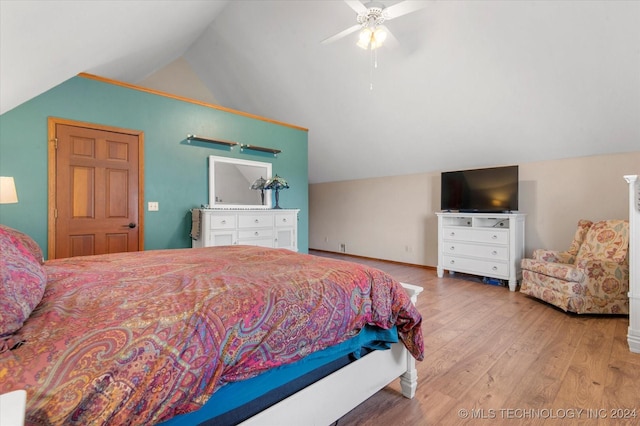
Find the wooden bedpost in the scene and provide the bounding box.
[399,283,423,398]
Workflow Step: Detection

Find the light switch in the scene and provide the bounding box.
[148,201,159,211]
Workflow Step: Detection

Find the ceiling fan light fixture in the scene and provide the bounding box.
[323,0,428,49]
[373,26,387,44]
[357,25,387,50]
[357,27,373,49]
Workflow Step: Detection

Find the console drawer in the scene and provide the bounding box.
[443,227,508,245]
[443,242,509,261]
[443,255,509,278]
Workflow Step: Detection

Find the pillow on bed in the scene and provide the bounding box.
[0,224,44,264]
[0,225,47,337]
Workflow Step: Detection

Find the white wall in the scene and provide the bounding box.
[309,151,640,267]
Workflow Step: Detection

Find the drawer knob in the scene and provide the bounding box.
[450,232,455,237]
[492,266,498,271]
[491,234,498,239]
[491,250,498,256]
[254,231,259,236]
[450,260,455,265]
[221,220,226,224]
[282,218,287,223]
[254,219,260,223]
[450,246,455,251]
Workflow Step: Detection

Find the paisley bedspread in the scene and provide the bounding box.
[0,245,423,425]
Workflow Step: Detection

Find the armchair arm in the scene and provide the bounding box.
[532,249,575,264]
[575,258,630,299]
[521,258,586,283]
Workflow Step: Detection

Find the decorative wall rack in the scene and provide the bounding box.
[186,134,238,148]
[186,134,281,157]
[241,144,281,157]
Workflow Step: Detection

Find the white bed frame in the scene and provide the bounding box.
[241,282,423,426]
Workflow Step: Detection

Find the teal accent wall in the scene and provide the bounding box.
[0,76,309,258]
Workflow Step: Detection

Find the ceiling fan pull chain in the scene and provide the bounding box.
[369,49,375,91]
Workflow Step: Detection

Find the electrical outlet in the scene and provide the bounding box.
[340,243,346,253]
[148,201,159,211]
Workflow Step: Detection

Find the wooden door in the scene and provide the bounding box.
[48,118,144,259]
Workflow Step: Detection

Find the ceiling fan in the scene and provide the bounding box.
[321,1,427,50]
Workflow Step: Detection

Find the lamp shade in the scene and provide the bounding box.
[0,177,18,204]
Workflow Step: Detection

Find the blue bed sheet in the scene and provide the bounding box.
[161,325,398,425]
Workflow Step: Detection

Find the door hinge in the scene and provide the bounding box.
[54,209,58,219]
[52,138,58,149]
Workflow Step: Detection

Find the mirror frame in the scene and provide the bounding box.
[208,155,272,209]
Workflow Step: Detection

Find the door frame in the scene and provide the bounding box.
[47,117,145,258]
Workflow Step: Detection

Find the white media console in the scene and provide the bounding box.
[436,212,526,291]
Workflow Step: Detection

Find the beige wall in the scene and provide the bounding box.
[309,151,640,267]
[138,57,218,105]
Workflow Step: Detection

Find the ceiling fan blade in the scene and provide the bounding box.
[321,24,362,45]
[383,0,428,20]
[344,0,368,15]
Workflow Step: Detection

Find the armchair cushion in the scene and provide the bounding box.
[576,219,629,262]
[532,249,575,264]
[520,258,585,283]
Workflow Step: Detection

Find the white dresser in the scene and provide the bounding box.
[192,209,299,252]
[436,212,526,291]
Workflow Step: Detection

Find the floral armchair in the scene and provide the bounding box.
[520,219,629,314]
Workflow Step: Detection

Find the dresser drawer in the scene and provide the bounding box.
[443,255,509,278]
[443,242,509,261]
[275,213,296,227]
[238,238,274,248]
[238,229,274,239]
[443,227,508,245]
[239,214,274,228]
[208,214,236,229]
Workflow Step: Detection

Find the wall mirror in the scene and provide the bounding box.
[209,155,272,209]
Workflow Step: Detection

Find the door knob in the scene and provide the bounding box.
[128,223,137,229]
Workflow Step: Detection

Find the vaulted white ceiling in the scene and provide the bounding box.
[2,1,639,183]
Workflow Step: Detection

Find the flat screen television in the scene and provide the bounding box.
[441,165,519,213]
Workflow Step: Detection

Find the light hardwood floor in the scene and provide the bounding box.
[310,250,640,426]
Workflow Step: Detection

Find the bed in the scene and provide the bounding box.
[0,224,424,425]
